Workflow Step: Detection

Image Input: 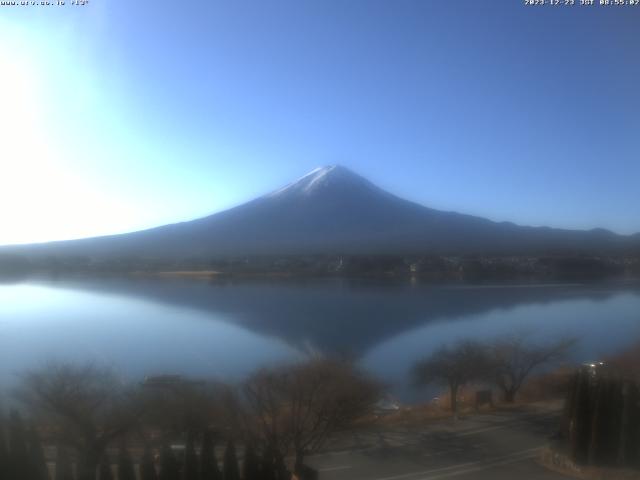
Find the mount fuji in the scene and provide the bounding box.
[3,165,638,258]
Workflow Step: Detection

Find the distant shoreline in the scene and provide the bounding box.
[1,253,639,283]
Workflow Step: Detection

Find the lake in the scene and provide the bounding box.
[1,276,639,401]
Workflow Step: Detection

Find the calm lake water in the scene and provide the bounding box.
[1,277,639,400]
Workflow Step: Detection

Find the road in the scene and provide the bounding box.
[307,406,570,480]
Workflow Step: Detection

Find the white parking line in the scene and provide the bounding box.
[419,451,540,479]
[422,447,467,459]
[455,415,555,437]
[319,465,353,472]
[310,447,371,458]
[456,424,514,437]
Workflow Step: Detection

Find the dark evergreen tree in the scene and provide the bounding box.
[183,433,199,480]
[55,446,74,480]
[0,414,8,480]
[222,441,239,480]
[199,430,221,480]
[8,410,31,479]
[273,452,289,480]
[140,446,158,480]
[27,426,50,480]
[159,444,180,480]
[118,445,136,480]
[242,444,260,480]
[563,366,640,468]
[98,455,114,480]
[570,369,592,464]
[258,446,276,480]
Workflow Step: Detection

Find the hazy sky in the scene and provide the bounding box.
[1,0,639,245]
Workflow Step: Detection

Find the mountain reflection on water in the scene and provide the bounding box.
[1,276,639,400]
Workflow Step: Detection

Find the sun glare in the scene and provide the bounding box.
[0,26,140,245]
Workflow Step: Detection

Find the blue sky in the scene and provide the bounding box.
[1,0,639,244]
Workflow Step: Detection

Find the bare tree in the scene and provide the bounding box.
[138,378,227,438]
[243,358,380,469]
[17,363,142,480]
[413,340,491,418]
[489,334,574,403]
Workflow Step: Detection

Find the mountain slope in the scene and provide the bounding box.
[2,165,638,258]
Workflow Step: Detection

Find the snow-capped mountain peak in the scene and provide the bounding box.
[267,165,380,198]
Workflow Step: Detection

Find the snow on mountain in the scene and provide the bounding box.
[266,165,384,198]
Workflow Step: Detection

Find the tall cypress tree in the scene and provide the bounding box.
[8,410,31,479]
[0,414,8,480]
[140,445,158,480]
[98,455,114,480]
[183,433,199,480]
[570,370,592,463]
[27,426,50,480]
[223,441,239,480]
[118,445,136,480]
[258,446,276,480]
[200,430,221,480]
[159,444,180,480]
[242,444,260,480]
[55,445,74,480]
[273,452,289,480]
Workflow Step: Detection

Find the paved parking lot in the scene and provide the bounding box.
[307,407,570,480]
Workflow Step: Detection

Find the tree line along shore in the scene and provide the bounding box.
[1,253,639,280]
